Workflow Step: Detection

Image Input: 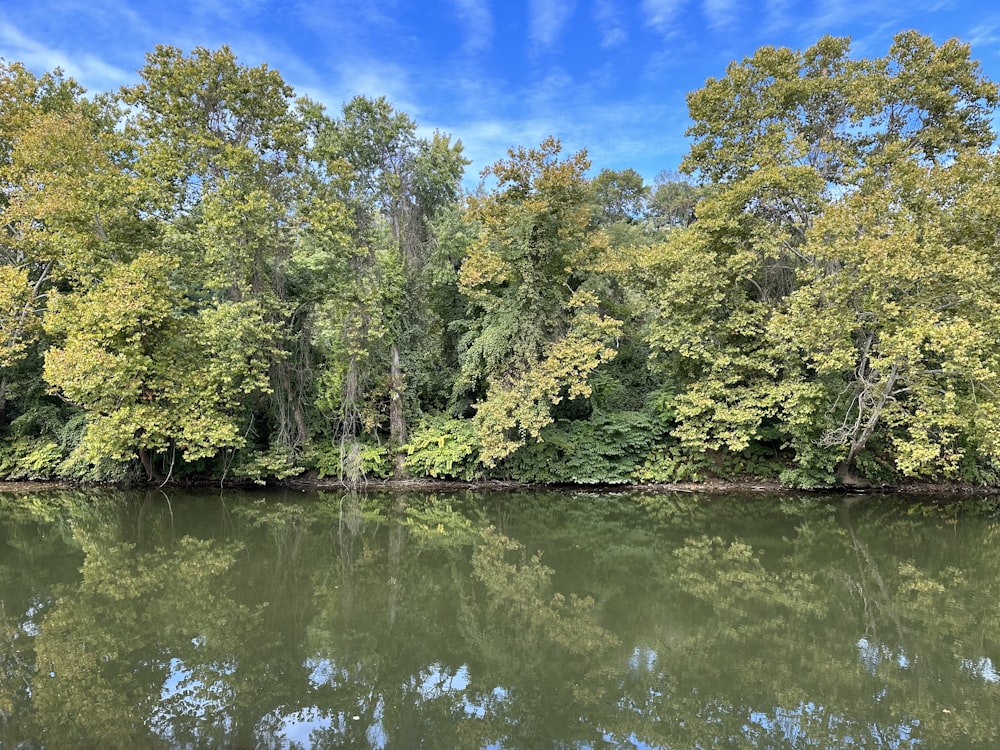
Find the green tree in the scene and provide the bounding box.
[309,96,467,479]
[43,254,273,480]
[591,167,648,224]
[0,63,65,414]
[0,63,80,431]
[0,62,152,477]
[458,138,622,465]
[772,151,1000,482]
[104,45,331,478]
[647,31,1000,485]
[18,46,332,482]
[647,170,703,229]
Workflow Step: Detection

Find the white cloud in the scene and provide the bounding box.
[326,57,424,118]
[703,0,738,31]
[808,0,903,36]
[292,0,399,57]
[594,0,628,49]
[191,0,272,23]
[966,18,1000,49]
[813,0,852,26]
[529,0,576,50]
[450,0,493,53]
[0,20,134,91]
[762,0,794,31]
[641,0,686,33]
[432,66,691,188]
[526,66,576,109]
[439,116,554,181]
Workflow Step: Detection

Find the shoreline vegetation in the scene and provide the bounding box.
[5,31,1000,491]
[3,476,1000,497]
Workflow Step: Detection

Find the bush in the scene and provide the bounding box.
[404,415,481,480]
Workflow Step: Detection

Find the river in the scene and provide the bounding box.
[1,487,998,748]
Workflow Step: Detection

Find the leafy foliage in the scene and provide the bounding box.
[403,415,481,480]
[4,32,1000,487]
[43,253,273,473]
[499,411,667,484]
[458,138,622,465]
[645,31,1000,486]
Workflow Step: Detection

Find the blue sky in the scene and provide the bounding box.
[2,1,999,186]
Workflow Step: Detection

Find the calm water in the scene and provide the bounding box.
[1,487,999,749]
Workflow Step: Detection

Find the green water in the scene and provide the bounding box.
[1,488,998,749]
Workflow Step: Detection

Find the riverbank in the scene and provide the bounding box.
[5,477,997,496]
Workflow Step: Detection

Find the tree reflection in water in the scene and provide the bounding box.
[0,489,998,748]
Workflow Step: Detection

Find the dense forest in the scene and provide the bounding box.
[2,30,1000,488]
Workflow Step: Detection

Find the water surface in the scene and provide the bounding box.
[1,487,998,748]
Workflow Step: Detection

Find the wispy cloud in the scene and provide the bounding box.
[703,0,738,31]
[529,0,576,51]
[439,116,556,181]
[0,20,134,91]
[190,0,272,23]
[594,0,628,48]
[762,0,794,33]
[641,0,687,33]
[292,0,402,58]
[438,64,690,187]
[966,17,1000,49]
[323,57,424,118]
[449,0,493,54]
[432,98,689,189]
[526,66,576,109]
[811,0,863,30]
[808,0,919,38]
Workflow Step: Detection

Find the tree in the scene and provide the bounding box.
[0,61,154,477]
[13,46,327,481]
[0,266,40,388]
[590,167,648,224]
[43,254,274,480]
[647,171,703,229]
[309,96,467,478]
[118,45,316,476]
[458,138,622,465]
[0,62,84,429]
[771,151,1000,482]
[647,31,1000,485]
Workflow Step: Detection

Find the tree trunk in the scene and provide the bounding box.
[822,339,902,486]
[839,360,900,482]
[0,376,7,429]
[834,460,872,489]
[389,344,407,478]
[137,446,161,484]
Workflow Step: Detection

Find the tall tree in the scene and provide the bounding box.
[647,31,1000,485]
[0,62,85,429]
[115,46,314,475]
[771,150,1000,482]
[458,138,622,465]
[0,61,154,478]
[311,96,466,478]
[30,46,316,480]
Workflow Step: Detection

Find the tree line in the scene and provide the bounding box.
[2,30,1000,488]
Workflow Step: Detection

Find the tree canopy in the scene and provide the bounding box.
[3,31,1000,488]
